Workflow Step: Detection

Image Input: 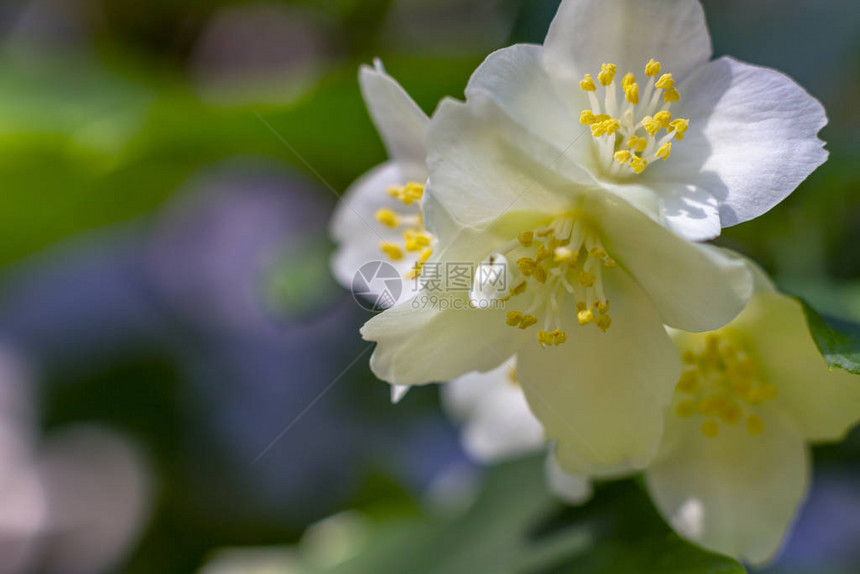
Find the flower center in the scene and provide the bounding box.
[496,216,617,347]
[579,59,690,177]
[375,182,434,278]
[673,334,778,438]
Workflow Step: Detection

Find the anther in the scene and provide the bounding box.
[614,150,631,164]
[519,315,538,329]
[380,242,403,261]
[598,63,617,86]
[375,208,400,228]
[653,110,672,128]
[656,142,673,161]
[669,119,690,140]
[580,74,597,91]
[518,231,534,247]
[625,82,639,105]
[655,74,674,90]
[579,110,596,125]
[627,136,647,152]
[629,156,648,174]
[663,88,681,103]
[645,59,662,77]
[506,311,523,327]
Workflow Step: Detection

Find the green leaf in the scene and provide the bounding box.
[799,298,860,374]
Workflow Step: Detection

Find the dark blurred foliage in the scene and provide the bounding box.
[0,0,857,572]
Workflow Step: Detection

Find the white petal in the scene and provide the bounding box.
[442,362,546,463]
[361,294,527,386]
[517,270,680,476]
[359,61,428,181]
[465,44,593,169]
[545,453,592,506]
[730,291,860,443]
[425,95,597,230]
[646,407,809,565]
[670,57,827,227]
[544,0,712,83]
[390,385,410,404]
[590,193,752,332]
[329,162,417,302]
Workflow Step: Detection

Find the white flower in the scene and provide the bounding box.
[643,263,860,565]
[330,59,435,301]
[450,0,827,241]
[442,360,592,505]
[362,98,753,474]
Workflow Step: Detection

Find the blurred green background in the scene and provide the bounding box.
[0,1,857,573]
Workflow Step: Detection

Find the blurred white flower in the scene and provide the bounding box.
[330,59,434,295]
[452,0,828,241]
[0,348,150,574]
[643,263,860,565]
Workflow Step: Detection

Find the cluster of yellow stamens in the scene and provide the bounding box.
[674,334,778,438]
[579,59,690,176]
[375,182,434,279]
[498,217,617,347]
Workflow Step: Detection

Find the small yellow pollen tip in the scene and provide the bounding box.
[375,208,400,228]
[656,142,673,161]
[645,59,662,77]
[579,110,596,125]
[519,315,538,329]
[580,74,597,92]
[655,73,674,90]
[625,82,639,105]
[663,87,681,103]
[627,135,648,153]
[629,156,648,174]
[577,308,594,326]
[614,150,631,164]
[669,118,690,140]
[653,110,672,128]
[506,311,523,327]
[598,63,617,86]
[380,242,403,261]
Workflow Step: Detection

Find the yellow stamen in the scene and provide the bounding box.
[625,82,639,105]
[627,136,648,153]
[669,118,690,140]
[518,231,534,247]
[663,87,681,103]
[629,156,648,174]
[614,150,631,165]
[580,74,597,91]
[656,142,673,161]
[645,59,662,77]
[653,110,672,128]
[579,110,597,125]
[380,242,403,261]
[506,311,523,327]
[622,72,636,90]
[655,73,674,90]
[642,116,661,136]
[519,315,538,329]
[375,208,400,228]
[598,63,617,86]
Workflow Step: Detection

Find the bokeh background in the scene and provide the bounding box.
[0,0,857,572]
